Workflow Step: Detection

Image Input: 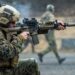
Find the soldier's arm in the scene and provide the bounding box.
[0,31,28,59]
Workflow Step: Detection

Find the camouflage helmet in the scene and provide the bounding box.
[0,4,20,26]
[46,4,54,13]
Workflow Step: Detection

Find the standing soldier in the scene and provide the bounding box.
[0,4,40,75]
[38,4,65,64]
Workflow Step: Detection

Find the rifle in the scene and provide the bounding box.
[1,18,75,45]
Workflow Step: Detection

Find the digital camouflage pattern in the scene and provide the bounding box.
[14,58,40,75]
[0,30,40,75]
[0,58,40,75]
[0,30,23,67]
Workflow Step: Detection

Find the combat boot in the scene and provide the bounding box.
[58,58,66,64]
[38,53,43,62]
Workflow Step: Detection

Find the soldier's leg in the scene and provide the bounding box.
[46,30,65,64]
[38,31,53,62]
[38,33,52,62]
[38,46,51,62]
[49,40,65,64]
[38,32,65,64]
[14,58,40,75]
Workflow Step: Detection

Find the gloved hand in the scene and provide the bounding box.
[56,20,65,30]
[54,20,65,30]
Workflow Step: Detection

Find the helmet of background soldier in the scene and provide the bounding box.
[0,4,21,26]
[46,4,55,13]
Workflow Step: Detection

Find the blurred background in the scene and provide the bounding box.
[1,0,75,53]
[1,0,75,17]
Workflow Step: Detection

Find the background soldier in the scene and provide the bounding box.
[0,4,40,75]
[38,4,65,64]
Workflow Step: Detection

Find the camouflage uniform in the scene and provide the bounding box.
[0,4,40,75]
[0,29,40,75]
[38,4,65,64]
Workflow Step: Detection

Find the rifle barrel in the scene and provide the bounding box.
[66,23,75,27]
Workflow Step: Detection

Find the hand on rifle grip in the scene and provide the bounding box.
[19,31,30,40]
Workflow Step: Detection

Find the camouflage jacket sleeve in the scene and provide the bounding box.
[0,30,25,60]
